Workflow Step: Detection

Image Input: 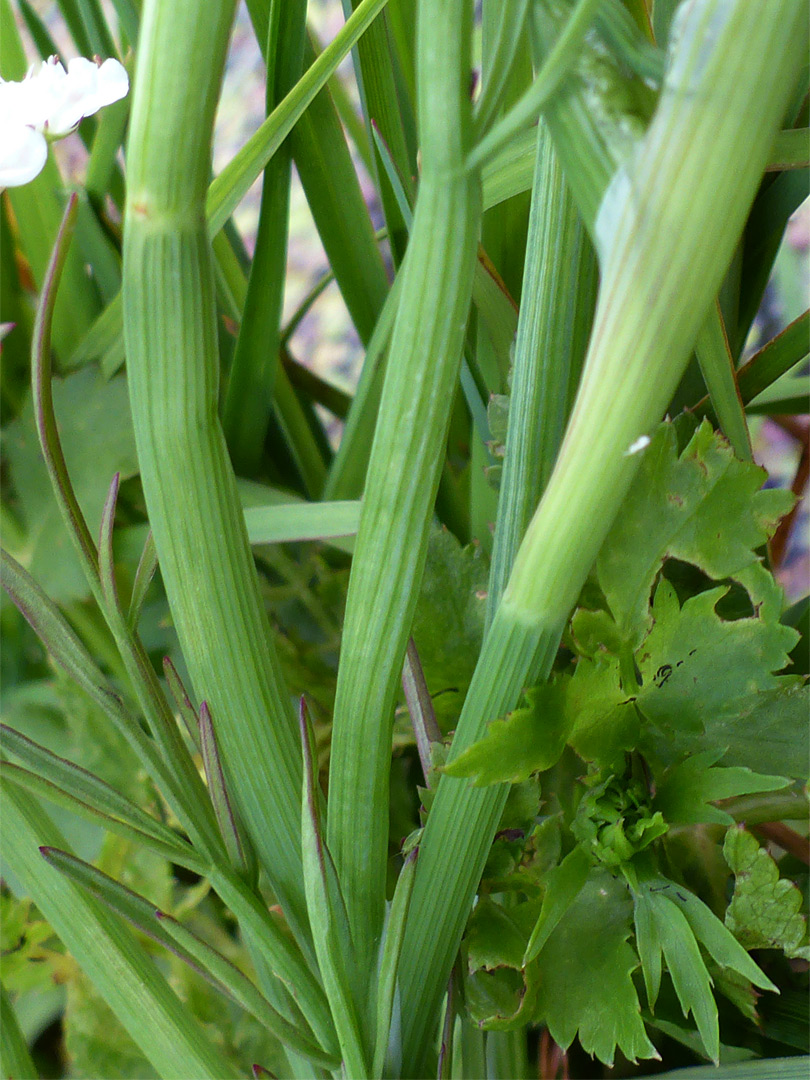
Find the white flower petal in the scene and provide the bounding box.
[0,54,129,181]
[64,57,128,121]
[94,59,129,109]
[0,122,48,187]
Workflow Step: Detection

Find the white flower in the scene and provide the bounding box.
[0,55,128,189]
[0,117,47,187]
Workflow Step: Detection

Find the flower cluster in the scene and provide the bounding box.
[0,55,129,188]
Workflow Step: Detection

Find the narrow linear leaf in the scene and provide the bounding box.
[469,0,604,169]
[207,0,392,236]
[0,985,38,1080]
[372,847,419,1078]
[299,699,368,1076]
[1,761,203,873]
[694,304,752,462]
[650,892,719,1064]
[199,702,257,883]
[127,530,157,630]
[634,890,662,1009]
[42,846,335,1068]
[98,471,122,614]
[0,725,200,865]
[0,550,170,788]
[154,912,339,1069]
[401,640,441,782]
[162,657,200,749]
[2,784,234,1079]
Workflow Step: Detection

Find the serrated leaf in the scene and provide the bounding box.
[636,580,804,774]
[464,965,533,1031]
[723,826,810,960]
[409,526,489,724]
[466,898,531,972]
[534,872,657,1065]
[3,369,138,602]
[563,652,640,768]
[443,681,572,785]
[654,749,789,826]
[597,421,793,645]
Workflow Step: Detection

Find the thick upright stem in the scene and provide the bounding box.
[326,0,481,989]
[123,0,309,942]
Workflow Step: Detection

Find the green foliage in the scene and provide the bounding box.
[571,770,668,867]
[596,420,793,646]
[443,681,572,784]
[534,872,657,1064]
[653,751,789,826]
[723,827,810,961]
[445,421,806,786]
[2,1,807,1076]
[64,969,159,1080]
[3,370,137,602]
[0,894,67,995]
[409,526,489,726]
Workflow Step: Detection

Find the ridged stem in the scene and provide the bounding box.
[326,0,481,988]
[123,0,310,942]
[398,2,808,1070]
[486,124,597,621]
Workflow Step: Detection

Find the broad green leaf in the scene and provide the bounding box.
[564,654,639,768]
[463,895,543,1034]
[443,681,573,786]
[653,750,789,826]
[464,965,535,1032]
[636,581,803,773]
[523,845,591,963]
[409,526,488,726]
[3,370,138,602]
[723,826,810,961]
[533,872,657,1064]
[466,897,536,972]
[596,421,793,645]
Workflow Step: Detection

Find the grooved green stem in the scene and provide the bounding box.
[123,0,310,943]
[326,0,481,989]
[487,125,597,622]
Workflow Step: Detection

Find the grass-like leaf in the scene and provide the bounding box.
[299,698,368,1074]
[2,782,235,1079]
